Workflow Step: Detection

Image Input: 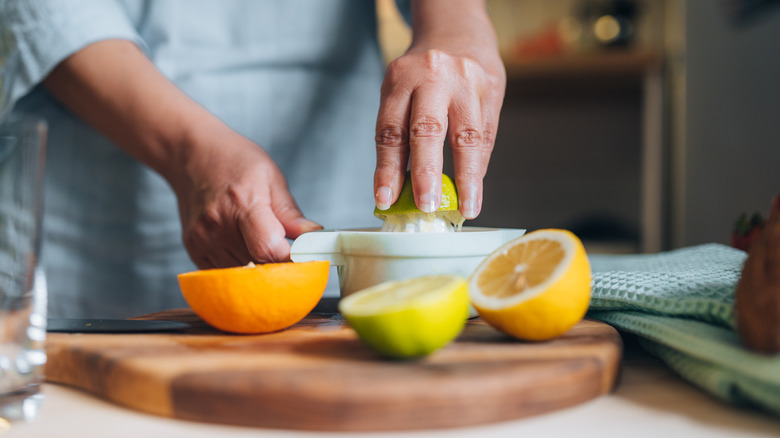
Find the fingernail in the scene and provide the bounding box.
[419,192,437,213]
[462,199,478,219]
[375,186,393,210]
[460,185,479,219]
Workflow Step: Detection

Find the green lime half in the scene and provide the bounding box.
[339,275,470,359]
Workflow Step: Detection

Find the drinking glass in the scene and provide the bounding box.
[0,113,47,424]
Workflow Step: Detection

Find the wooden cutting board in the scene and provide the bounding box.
[45,301,622,431]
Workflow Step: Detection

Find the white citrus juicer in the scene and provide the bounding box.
[290,227,526,299]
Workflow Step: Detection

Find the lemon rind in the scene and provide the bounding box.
[468,229,580,311]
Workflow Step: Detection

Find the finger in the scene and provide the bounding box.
[409,85,449,212]
[238,203,292,263]
[269,178,322,239]
[189,250,214,270]
[186,236,245,269]
[374,69,412,210]
[183,215,248,269]
[218,212,259,266]
[182,229,213,269]
[480,85,504,176]
[225,239,255,267]
[448,88,484,219]
[212,247,248,269]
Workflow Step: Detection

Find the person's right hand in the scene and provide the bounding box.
[43,39,320,269]
[167,126,322,269]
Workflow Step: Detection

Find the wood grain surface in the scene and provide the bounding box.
[45,302,622,431]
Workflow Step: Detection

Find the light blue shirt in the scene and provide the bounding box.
[0,0,395,317]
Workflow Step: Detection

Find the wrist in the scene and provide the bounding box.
[159,110,231,193]
[408,0,503,76]
[410,0,495,47]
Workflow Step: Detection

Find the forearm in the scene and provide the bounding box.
[43,39,221,184]
[44,38,318,265]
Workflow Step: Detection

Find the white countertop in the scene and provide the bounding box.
[7,338,780,438]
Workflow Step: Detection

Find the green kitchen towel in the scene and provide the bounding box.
[587,244,780,414]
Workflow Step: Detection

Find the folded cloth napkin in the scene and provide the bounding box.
[587,243,780,414]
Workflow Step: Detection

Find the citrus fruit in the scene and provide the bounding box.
[177,261,329,334]
[375,172,465,232]
[469,229,592,341]
[339,275,470,359]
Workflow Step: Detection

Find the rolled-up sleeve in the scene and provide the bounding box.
[0,0,147,118]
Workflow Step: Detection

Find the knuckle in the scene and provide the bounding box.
[488,72,507,94]
[457,170,482,185]
[423,49,447,72]
[382,58,412,92]
[199,205,223,229]
[225,184,259,217]
[414,163,441,178]
[464,169,482,181]
[452,128,482,150]
[456,57,481,80]
[410,116,445,138]
[375,125,407,147]
[375,155,405,173]
[385,57,405,79]
[225,185,245,206]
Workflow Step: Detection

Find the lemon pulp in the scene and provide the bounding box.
[380,211,465,232]
[339,275,470,359]
[375,173,465,233]
[469,229,592,341]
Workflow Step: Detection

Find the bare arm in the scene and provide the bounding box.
[44,39,321,268]
[44,40,206,178]
[373,0,505,219]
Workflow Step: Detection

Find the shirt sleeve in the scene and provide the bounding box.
[0,0,148,119]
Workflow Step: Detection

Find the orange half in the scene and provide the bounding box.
[178,261,329,334]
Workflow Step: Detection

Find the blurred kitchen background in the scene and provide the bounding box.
[377,0,780,254]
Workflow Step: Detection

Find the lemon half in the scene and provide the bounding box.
[339,275,470,359]
[375,173,465,232]
[469,229,592,341]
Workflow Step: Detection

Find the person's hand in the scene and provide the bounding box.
[373,0,505,219]
[168,126,322,268]
[43,40,320,269]
[736,195,780,353]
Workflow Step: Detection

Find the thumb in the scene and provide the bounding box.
[238,203,292,263]
[270,180,323,239]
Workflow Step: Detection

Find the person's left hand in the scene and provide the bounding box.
[373,1,505,220]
